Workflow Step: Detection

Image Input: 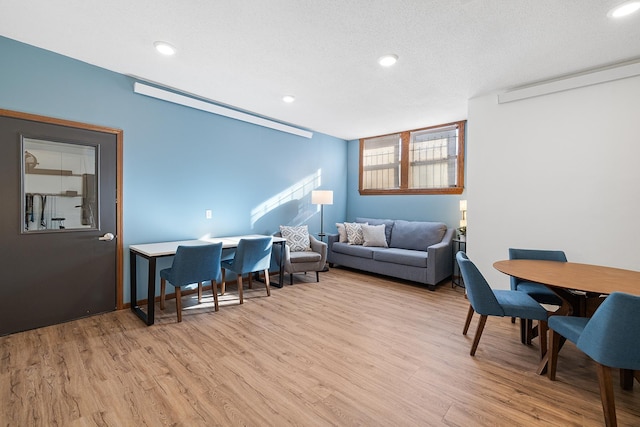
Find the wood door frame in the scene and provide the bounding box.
[1,109,124,309]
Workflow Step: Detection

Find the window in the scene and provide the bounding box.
[359,120,465,195]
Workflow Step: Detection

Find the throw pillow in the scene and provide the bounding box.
[336,223,348,243]
[345,222,367,245]
[280,225,311,252]
[362,224,388,247]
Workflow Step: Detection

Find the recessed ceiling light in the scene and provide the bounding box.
[154,41,176,56]
[282,95,295,103]
[608,1,640,18]
[378,54,398,67]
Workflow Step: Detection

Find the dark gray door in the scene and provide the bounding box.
[0,113,118,336]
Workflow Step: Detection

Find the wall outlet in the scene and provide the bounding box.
[205,209,212,219]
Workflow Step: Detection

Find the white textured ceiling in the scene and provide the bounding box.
[1,0,639,140]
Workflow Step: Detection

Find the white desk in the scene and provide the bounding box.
[129,235,286,325]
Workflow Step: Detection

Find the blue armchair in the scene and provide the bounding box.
[508,248,570,344]
[457,251,548,358]
[221,237,273,304]
[548,292,640,427]
[159,243,223,322]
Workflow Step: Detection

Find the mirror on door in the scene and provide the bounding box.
[22,137,98,232]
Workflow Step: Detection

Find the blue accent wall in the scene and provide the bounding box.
[345,139,465,231]
[0,36,347,302]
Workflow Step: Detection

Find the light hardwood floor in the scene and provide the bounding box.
[1,268,638,426]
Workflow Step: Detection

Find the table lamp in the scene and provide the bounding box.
[459,199,467,239]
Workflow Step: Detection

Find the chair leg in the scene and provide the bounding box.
[316,271,319,282]
[521,319,535,345]
[198,282,203,304]
[290,273,294,285]
[221,269,226,295]
[595,363,617,427]
[620,369,634,390]
[175,286,182,322]
[248,273,253,289]
[511,316,515,323]
[538,320,548,359]
[463,304,474,335]
[160,278,166,310]
[470,314,488,356]
[263,269,271,296]
[548,329,561,380]
[212,280,219,312]
[237,274,244,304]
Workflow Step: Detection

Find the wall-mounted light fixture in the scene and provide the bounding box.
[133,82,313,138]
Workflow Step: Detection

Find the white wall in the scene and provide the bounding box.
[467,74,640,289]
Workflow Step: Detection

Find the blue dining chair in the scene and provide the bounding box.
[509,248,571,345]
[159,242,223,322]
[548,292,640,427]
[221,237,273,304]
[457,251,548,357]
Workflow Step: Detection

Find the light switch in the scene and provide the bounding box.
[205,209,212,219]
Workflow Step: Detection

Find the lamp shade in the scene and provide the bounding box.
[312,190,333,205]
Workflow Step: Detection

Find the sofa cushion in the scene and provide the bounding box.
[362,224,388,247]
[389,220,447,251]
[373,248,429,268]
[289,251,322,263]
[335,223,348,242]
[356,217,394,245]
[331,242,376,259]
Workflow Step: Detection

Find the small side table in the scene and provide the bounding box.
[452,237,466,288]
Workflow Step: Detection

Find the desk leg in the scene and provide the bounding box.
[269,241,284,288]
[146,257,156,325]
[129,250,138,316]
[278,241,285,287]
[255,242,284,288]
[129,250,154,326]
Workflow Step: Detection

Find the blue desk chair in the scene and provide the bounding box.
[160,243,223,323]
[457,251,548,357]
[548,292,640,427]
[509,248,571,344]
[221,237,273,304]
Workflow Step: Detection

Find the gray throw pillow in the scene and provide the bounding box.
[362,224,388,247]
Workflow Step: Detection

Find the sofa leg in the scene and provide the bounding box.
[328,263,334,268]
[428,284,436,291]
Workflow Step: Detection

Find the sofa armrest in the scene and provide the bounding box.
[426,227,455,285]
[327,233,339,251]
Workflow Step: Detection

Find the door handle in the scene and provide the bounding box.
[98,232,115,241]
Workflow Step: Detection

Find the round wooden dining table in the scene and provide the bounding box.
[494,259,640,378]
[494,259,640,426]
[493,259,640,296]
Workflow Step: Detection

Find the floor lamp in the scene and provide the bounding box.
[311,190,333,242]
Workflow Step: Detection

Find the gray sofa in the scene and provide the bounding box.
[327,217,454,291]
